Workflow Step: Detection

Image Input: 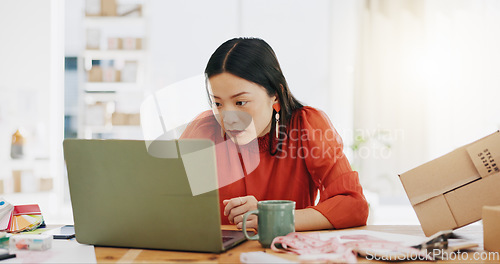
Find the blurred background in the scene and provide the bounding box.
[1,0,499,225]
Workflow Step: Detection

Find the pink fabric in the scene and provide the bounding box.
[270,232,432,263]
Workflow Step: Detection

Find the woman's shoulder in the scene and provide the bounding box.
[291,106,334,129]
[180,110,219,139]
[289,106,343,145]
[192,109,216,120]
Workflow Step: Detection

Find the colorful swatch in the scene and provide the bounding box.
[0,200,44,233]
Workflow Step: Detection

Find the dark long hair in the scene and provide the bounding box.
[205,37,304,155]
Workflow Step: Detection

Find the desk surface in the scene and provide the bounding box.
[94,225,494,263]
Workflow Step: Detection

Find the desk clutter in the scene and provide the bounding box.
[0,199,52,262]
[0,225,94,263]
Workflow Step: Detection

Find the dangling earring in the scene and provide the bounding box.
[273,103,281,139]
[275,113,280,139]
[220,122,226,139]
[221,127,225,139]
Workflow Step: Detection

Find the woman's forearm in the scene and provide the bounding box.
[294,208,334,231]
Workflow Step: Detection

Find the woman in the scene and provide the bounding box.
[181,37,368,231]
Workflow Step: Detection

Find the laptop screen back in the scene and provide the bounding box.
[63,139,225,253]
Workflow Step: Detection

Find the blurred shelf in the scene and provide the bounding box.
[84,125,141,134]
[78,2,147,140]
[83,50,145,60]
[83,91,116,102]
[84,16,145,27]
[8,158,50,171]
[85,82,140,92]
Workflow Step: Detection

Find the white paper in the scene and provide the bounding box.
[240,252,297,264]
[318,230,428,247]
[4,239,96,263]
[0,198,14,230]
[299,253,349,262]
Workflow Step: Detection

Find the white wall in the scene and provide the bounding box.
[423,0,500,158]
[146,0,350,138]
[239,0,331,113]
[0,2,52,150]
[353,0,500,198]
[328,0,361,158]
[65,0,84,57]
[0,0,64,218]
[148,0,239,90]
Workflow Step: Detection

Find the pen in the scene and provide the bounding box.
[0,253,15,261]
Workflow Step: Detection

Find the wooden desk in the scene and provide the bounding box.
[95,225,496,263]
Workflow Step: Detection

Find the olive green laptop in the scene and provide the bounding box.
[63,139,246,253]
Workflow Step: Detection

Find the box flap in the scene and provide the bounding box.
[413,195,457,236]
[445,172,500,227]
[483,205,500,212]
[399,147,480,205]
[466,131,500,178]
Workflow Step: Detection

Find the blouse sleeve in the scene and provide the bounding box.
[180,110,218,141]
[297,107,369,229]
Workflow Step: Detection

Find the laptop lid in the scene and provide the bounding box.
[64,138,239,253]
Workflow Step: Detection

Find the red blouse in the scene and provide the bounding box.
[180,106,368,229]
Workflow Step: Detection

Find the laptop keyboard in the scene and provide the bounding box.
[222,236,233,243]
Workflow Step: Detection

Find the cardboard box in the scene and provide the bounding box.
[39,178,53,192]
[13,170,22,193]
[112,112,128,125]
[101,0,117,16]
[88,66,103,82]
[112,113,140,126]
[128,113,140,126]
[122,38,142,50]
[483,205,500,252]
[102,68,120,82]
[399,131,500,236]
[107,37,122,50]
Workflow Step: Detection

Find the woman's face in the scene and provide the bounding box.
[208,72,277,145]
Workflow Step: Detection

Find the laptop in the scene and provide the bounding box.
[63,138,247,253]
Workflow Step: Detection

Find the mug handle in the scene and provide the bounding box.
[242,210,259,240]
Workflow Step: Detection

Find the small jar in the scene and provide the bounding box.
[10,129,25,159]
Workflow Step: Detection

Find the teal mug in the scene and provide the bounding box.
[242,200,295,248]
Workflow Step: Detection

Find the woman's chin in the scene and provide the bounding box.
[228,134,256,145]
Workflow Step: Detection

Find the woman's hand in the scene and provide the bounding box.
[223,195,258,229]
